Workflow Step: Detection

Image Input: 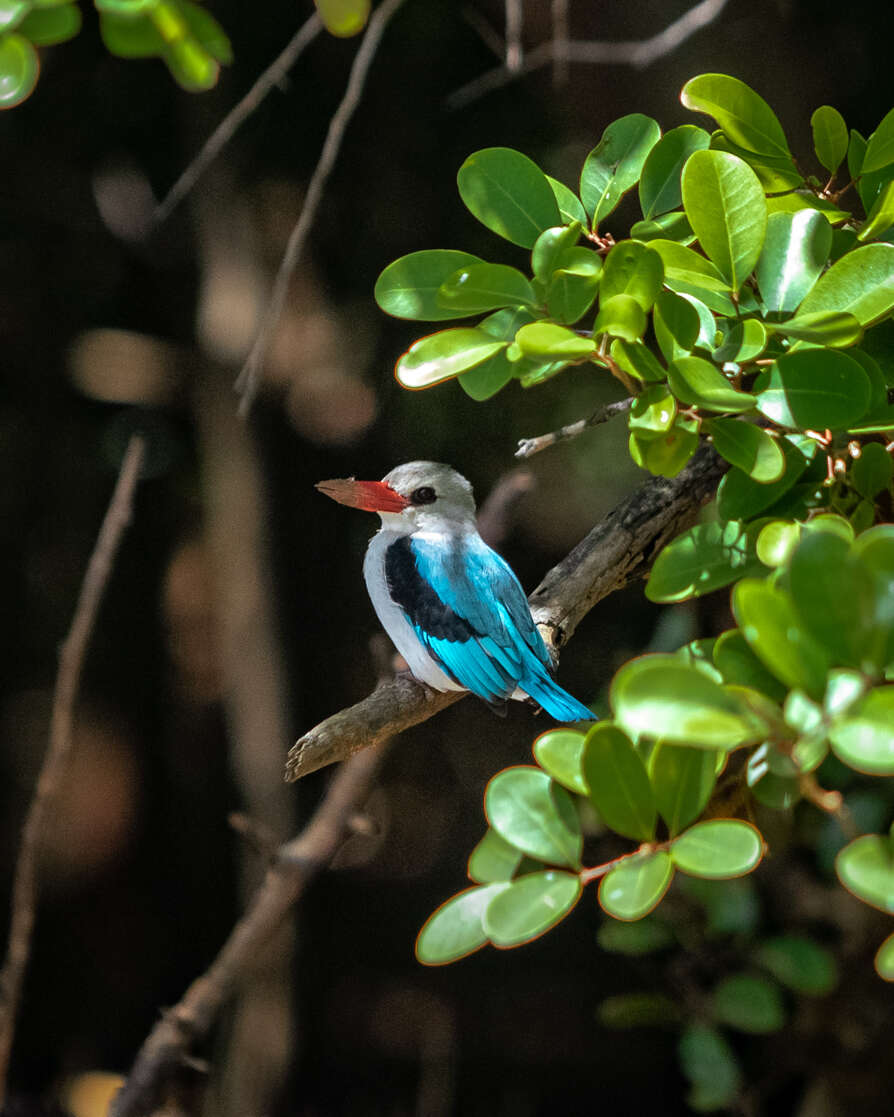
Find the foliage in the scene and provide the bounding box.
[375,73,894,1106]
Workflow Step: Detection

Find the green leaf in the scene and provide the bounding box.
[629,415,700,478]
[639,125,711,218]
[628,385,676,436]
[630,211,694,244]
[678,1023,742,1112]
[733,579,830,698]
[706,418,784,482]
[858,179,894,243]
[0,30,37,107]
[598,992,679,1029]
[716,436,812,521]
[875,932,894,982]
[711,317,767,363]
[835,834,894,914]
[598,852,674,921]
[755,350,871,430]
[862,106,894,174]
[544,248,602,323]
[653,290,699,362]
[610,338,666,383]
[681,73,791,159]
[593,293,646,341]
[513,321,595,359]
[756,935,838,995]
[530,222,581,277]
[600,240,663,310]
[395,328,506,389]
[457,147,560,249]
[668,355,757,413]
[611,654,761,748]
[646,520,760,603]
[437,262,537,314]
[755,210,833,314]
[580,113,661,227]
[546,176,588,225]
[415,883,505,965]
[712,973,785,1033]
[767,310,863,348]
[162,35,219,93]
[94,0,160,13]
[811,105,849,174]
[533,728,588,795]
[597,915,675,955]
[582,723,656,841]
[766,190,852,226]
[681,150,767,292]
[18,3,81,44]
[484,870,581,946]
[0,1,29,33]
[457,350,515,400]
[851,441,893,499]
[468,828,523,884]
[649,743,717,837]
[755,519,802,567]
[830,688,894,774]
[313,0,369,36]
[374,250,484,320]
[179,1,231,63]
[99,11,165,56]
[671,819,764,879]
[713,629,787,701]
[484,766,582,868]
[649,239,736,315]
[709,130,803,192]
[798,243,894,327]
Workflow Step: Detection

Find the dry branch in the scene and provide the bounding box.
[515,398,633,459]
[285,444,725,781]
[0,436,145,1105]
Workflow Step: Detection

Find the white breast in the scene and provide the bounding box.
[363,531,465,692]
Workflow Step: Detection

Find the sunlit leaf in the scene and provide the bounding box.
[0,31,38,108]
[598,852,674,921]
[755,210,833,314]
[484,766,582,868]
[681,73,791,159]
[415,883,505,965]
[646,520,760,603]
[755,350,870,430]
[639,124,710,218]
[437,262,537,314]
[798,242,894,326]
[706,418,784,483]
[668,355,757,413]
[600,240,663,310]
[862,106,894,174]
[835,833,894,914]
[811,105,849,174]
[374,250,484,320]
[580,113,661,227]
[457,147,560,248]
[533,728,588,795]
[484,870,581,946]
[395,328,506,388]
[671,819,764,879]
[468,828,523,884]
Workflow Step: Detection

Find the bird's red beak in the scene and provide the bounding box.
[315,477,410,513]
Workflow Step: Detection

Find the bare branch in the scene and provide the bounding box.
[155,13,323,224]
[505,0,523,71]
[515,397,633,459]
[285,445,725,781]
[446,0,729,110]
[0,436,145,1104]
[111,741,387,1117]
[461,4,505,59]
[235,0,407,416]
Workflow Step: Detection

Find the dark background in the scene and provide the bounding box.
[2,1,893,1114]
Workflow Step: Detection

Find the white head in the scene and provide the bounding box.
[316,461,478,533]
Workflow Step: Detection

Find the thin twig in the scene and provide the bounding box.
[515,397,633,459]
[0,436,145,1104]
[285,444,725,780]
[155,13,323,224]
[505,0,523,71]
[235,0,407,416]
[446,0,729,110]
[461,4,505,59]
[110,740,387,1117]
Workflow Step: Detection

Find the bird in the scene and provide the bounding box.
[316,461,594,722]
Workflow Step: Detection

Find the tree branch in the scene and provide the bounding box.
[110,741,387,1117]
[0,436,145,1105]
[515,397,633,459]
[285,444,725,781]
[235,0,407,416]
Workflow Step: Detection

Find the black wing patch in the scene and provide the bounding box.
[384,536,476,643]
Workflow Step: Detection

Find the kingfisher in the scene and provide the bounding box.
[316,461,594,722]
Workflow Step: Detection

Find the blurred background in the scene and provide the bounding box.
[2,0,894,1113]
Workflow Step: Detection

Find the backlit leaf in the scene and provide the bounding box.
[862,106,894,174]
[681,73,791,159]
[600,240,663,310]
[830,688,894,774]
[395,328,506,388]
[733,579,830,697]
[668,355,756,413]
[468,829,523,884]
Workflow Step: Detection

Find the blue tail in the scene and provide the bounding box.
[522,665,595,723]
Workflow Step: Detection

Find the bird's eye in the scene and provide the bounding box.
[410,486,437,505]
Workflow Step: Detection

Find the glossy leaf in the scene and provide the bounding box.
[862,106,894,174]
[313,0,369,36]
[628,385,676,436]
[544,248,601,323]
[678,1023,742,1112]
[756,935,838,995]
[875,933,894,982]
[611,654,760,748]
[395,328,506,389]
[99,11,165,56]
[611,339,666,383]
[415,883,505,965]
[546,175,588,225]
[712,974,785,1033]
[18,3,82,44]
[653,291,699,362]
[457,147,560,248]
[830,688,894,774]
[484,870,581,947]
[628,417,699,479]
[630,210,694,244]
[592,293,646,341]
[755,350,870,430]
[668,355,756,413]
[599,240,663,310]
[712,317,767,363]
[649,744,717,837]
[798,243,894,326]
[374,250,484,320]
[468,829,523,884]
[0,31,37,107]
[484,766,582,869]
[598,852,674,921]
[755,210,833,313]
[0,1,28,33]
[733,579,830,697]
[457,351,514,400]
[681,150,767,292]
[835,834,894,914]
[649,239,735,314]
[645,520,760,603]
[706,417,784,482]
[533,728,588,795]
[716,436,811,521]
[437,262,537,314]
[530,223,582,278]
[580,113,661,227]
[583,724,656,842]
[94,0,160,13]
[768,310,863,347]
[681,73,791,159]
[756,519,801,567]
[671,819,764,879]
[513,321,595,360]
[709,130,802,192]
[639,124,710,218]
[858,179,894,242]
[811,105,849,174]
